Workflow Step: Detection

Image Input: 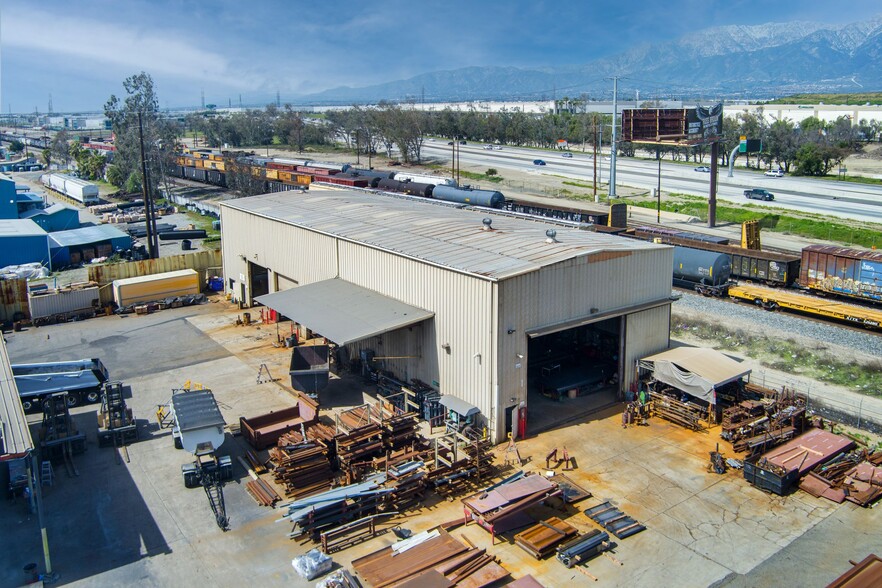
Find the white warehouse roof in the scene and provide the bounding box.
[222,190,663,281]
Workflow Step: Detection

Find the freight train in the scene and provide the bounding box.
[632,228,882,307]
[668,246,882,331]
[174,148,881,309]
[672,247,732,296]
[173,148,607,223]
[41,173,101,205]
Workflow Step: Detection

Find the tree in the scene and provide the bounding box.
[104,72,178,191]
[9,139,24,153]
[41,149,52,169]
[793,143,824,175]
[51,130,71,168]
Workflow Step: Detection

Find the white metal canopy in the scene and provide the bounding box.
[639,346,751,404]
[256,279,434,346]
[0,337,33,457]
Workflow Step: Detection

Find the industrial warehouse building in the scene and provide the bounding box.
[220,189,674,442]
[0,219,49,268]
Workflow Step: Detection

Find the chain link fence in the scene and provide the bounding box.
[750,370,882,435]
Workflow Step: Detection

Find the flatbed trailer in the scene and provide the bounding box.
[729,284,882,330]
[13,358,109,411]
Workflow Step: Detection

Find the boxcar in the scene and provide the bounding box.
[800,245,882,303]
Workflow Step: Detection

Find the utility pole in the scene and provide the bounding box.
[656,146,662,223]
[138,112,156,259]
[593,115,598,203]
[609,76,618,199]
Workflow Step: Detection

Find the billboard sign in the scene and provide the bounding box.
[686,103,723,142]
[621,103,723,145]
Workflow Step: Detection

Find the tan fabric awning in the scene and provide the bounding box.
[640,346,751,404]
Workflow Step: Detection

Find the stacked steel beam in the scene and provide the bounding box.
[270,431,334,498]
[352,528,510,588]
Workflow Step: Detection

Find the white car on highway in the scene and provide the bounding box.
[764,169,784,177]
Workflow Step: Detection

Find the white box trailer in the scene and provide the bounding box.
[112,268,201,307]
[42,173,100,205]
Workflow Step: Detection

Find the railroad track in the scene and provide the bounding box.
[674,284,882,336]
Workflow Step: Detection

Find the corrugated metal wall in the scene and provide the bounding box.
[0,279,29,324]
[496,246,673,441]
[87,249,222,305]
[338,242,494,419]
[623,306,671,392]
[220,207,337,304]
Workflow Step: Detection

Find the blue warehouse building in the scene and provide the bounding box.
[0,219,50,268]
[0,175,17,219]
[48,225,132,268]
[20,203,80,232]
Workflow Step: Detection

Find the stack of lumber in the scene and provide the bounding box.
[269,433,334,498]
[352,528,510,588]
[514,517,578,559]
[650,392,705,431]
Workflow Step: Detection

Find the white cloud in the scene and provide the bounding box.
[3,7,258,88]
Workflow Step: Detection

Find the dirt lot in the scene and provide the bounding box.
[2,300,879,587]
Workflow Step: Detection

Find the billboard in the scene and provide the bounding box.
[686,103,723,142]
[622,103,723,145]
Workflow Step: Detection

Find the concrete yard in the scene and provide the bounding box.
[1,300,879,587]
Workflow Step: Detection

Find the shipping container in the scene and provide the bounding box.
[29,285,100,319]
[112,268,201,307]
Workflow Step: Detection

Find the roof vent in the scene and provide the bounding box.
[482,218,493,231]
[545,229,558,243]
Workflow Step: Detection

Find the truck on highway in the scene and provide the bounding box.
[13,358,109,412]
[743,188,775,201]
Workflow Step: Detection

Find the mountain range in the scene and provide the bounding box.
[301,15,882,104]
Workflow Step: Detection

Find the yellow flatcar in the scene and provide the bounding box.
[729,284,882,330]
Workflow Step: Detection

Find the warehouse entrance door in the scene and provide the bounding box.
[525,316,622,432]
[248,262,269,301]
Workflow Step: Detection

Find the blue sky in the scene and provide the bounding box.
[2,0,880,113]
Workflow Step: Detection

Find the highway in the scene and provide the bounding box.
[421,142,882,223]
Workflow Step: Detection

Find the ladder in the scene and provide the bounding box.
[504,433,523,466]
[256,363,275,384]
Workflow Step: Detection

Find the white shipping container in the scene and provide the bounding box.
[29,285,101,319]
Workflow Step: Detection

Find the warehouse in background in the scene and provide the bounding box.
[48,225,132,269]
[220,188,674,442]
[0,219,50,268]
